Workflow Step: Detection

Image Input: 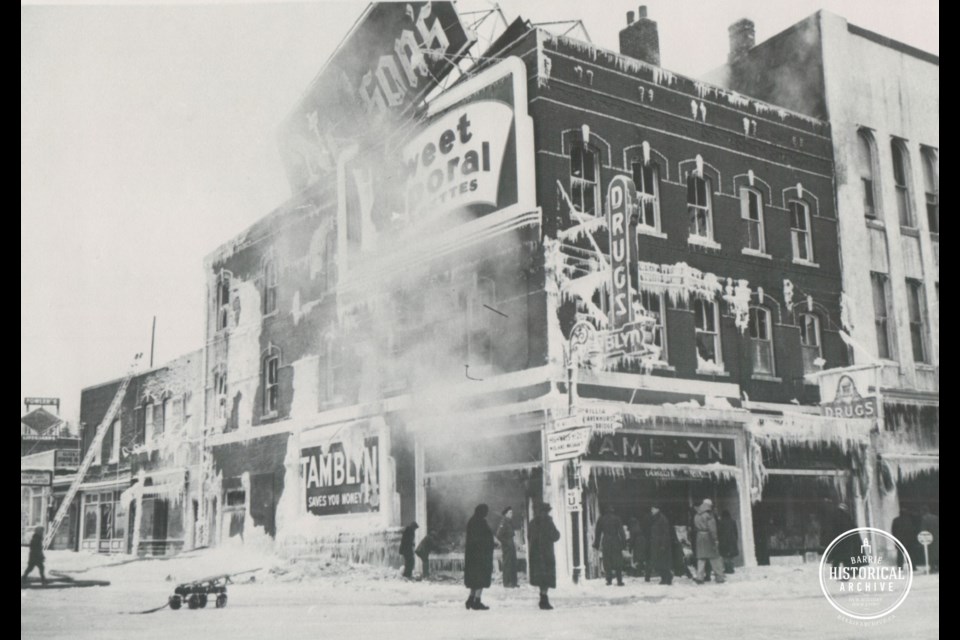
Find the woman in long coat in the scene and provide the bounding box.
[496,507,519,588]
[528,503,561,610]
[693,499,725,583]
[593,505,626,585]
[717,510,739,574]
[464,504,495,610]
[648,505,673,585]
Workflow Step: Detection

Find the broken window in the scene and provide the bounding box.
[632,161,661,231]
[694,298,722,371]
[748,306,775,375]
[216,270,232,331]
[798,312,822,374]
[638,290,667,361]
[570,142,599,216]
[262,255,278,315]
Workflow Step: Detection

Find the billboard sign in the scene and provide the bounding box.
[818,367,879,419]
[300,437,380,516]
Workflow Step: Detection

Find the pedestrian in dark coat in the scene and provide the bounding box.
[891,510,917,570]
[919,505,939,572]
[399,521,418,579]
[648,506,673,585]
[416,529,439,578]
[496,507,519,588]
[828,503,857,571]
[628,516,647,576]
[22,526,47,585]
[594,505,625,585]
[528,502,561,610]
[464,504,494,610]
[693,499,724,583]
[717,510,739,574]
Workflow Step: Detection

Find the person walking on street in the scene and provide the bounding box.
[496,507,519,588]
[464,504,495,610]
[648,505,673,585]
[415,529,439,578]
[594,505,626,586]
[528,502,561,610]
[399,521,418,579]
[693,499,725,584]
[628,516,647,577]
[718,509,739,574]
[22,526,47,585]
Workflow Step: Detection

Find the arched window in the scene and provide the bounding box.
[740,187,765,253]
[891,138,915,227]
[262,347,281,417]
[570,142,600,216]
[798,312,822,374]
[748,307,775,375]
[262,255,278,315]
[215,270,232,331]
[921,147,939,233]
[857,129,879,219]
[687,174,714,240]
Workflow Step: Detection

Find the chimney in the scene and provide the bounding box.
[728,18,755,63]
[619,5,660,66]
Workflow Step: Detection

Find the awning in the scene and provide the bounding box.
[582,460,741,482]
[747,413,874,453]
[880,452,939,481]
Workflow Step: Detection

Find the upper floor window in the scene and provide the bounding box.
[214,370,228,422]
[740,187,765,253]
[157,397,168,437]
[694,298,722,371]
[108,418,121,463]
[891,139,915,228]
[687,174,714,240]
[262,352,280,417]
[262,256,278,315]
[748,306,775,375]
[632,161,661,231]
[466,277,496,369]
[870,272,895,360]
[798,312,823,374]
[857,130,879,219]
[906,279,929,364]
[216,270,231,331]
[921,147,939,234]
[570,143,599,216]
[789,200,814,262]
[638,290,667,361]
[144,399,155,442]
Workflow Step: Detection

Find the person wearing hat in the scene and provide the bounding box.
[496,507,519,588]
[693,499,725,584]
[399,521,419,579]
[594,505,626,586]
[528,502,561,609]
[648,504,673,585]
[464,504,495,610]
[22,526,47,586]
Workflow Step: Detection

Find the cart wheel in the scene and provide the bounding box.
[188,594,201,610]
[216,594,227,609]
[169,595,182,610]
[199,594,208,608]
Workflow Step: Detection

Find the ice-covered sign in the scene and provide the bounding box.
[300,437,380,516]
[607,175,635,329]
[818,366,879,419]
[547,428,592,462]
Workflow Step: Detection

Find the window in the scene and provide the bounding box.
[638,290,667,361]
[687,174,713,239]
[90,425,102,466]
[740,187,765,252]
[182,391,193,423]
[108,418,120,463]
[870,273,894,360]
[891,140,915,227]
[216,271,231,331]
[570,143,599,215]
[82,493,99,540]
[789,200,814,262]
[694,298,722,371]
[748,307,775,375]
[214,371,228,421]
[156,398,168,438]
[466,277,496,369]
[921,148,939,233]
[798,313,823,374]
[144,400,155,442]
[632,161,661,231]
[262,353,280,416]
[320,337,342,405]
[906,279,929,363]
[262,256,278,315]
[857,130,878,219]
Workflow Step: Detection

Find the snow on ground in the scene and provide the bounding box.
[22,547,938,640]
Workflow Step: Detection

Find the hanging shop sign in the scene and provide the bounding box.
[279,2,475,191]
[547,428,593,462]
[602,320,659,361]
[300,437,380,516]
[818,367,879,419]
[20,470,52,486]
[585,432,736,466]
[607,175,635,329]
[55,450,80,469]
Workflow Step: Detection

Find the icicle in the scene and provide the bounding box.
[699,102,707,122]
[641,141,651,165]
[580,123,590,143]
[807,294,813,311]
[757,286,764,304]
[690,100,698,119]
[695,154,704,177]
[585,69,594,85]
[574,65,584,80]
[743,117,751,136]
[796,182,804,198]
[840,291,854,332]
[648,89,654,101]
[783,279,794,309]
[748,169,755,187]
[538,54,552,88]
[637,85,645,101]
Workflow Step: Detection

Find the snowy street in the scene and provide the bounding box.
[22,548,938,639]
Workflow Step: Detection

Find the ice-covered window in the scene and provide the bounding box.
[906,279,929,364]
[694,298,722,371]
[921,147,939,234]
[214,369,228,422]
[748,306,775,375]
[144,399,155,442]
[638,290,667,361]
[632,161,661,231]
[857,129,879,219]
[262,352,280,416]
[798,313,822,374]
[216,270,231,331]
[740,187,765,252]
[870,272,894,360]
[687,174,713,240]
[789,200,814,262]
[570,142,599,216]
[262,255,278,315]
[891,139,915,228]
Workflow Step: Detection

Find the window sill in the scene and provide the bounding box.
[751,373,782,383]
[260,411,280,422]
[637,227,667,240]
[792,258,819,268]
[696,368,729,377]
[687,236,722,251]
[865,218,885,230]
[900,226,921,238]
[915,363,937,371]
[930,232,940,241]
[741,248,772,259]
[262,310,279,320]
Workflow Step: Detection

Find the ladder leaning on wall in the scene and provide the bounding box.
[42,355,142,550]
